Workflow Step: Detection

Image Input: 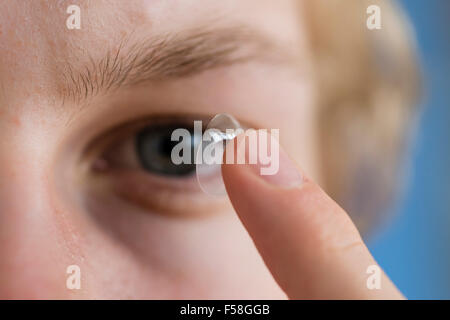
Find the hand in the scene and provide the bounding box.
[221,131,404,300]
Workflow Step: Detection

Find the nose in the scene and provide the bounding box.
[0,120,82,299]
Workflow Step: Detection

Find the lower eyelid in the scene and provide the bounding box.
[116,169,200,192]
[92,168,230,218]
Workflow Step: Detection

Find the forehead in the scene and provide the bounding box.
[0,0,306,115]
[0,0,302,64]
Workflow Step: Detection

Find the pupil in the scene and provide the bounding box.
[160,136,176,157]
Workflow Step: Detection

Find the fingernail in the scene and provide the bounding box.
[243,129,303,188]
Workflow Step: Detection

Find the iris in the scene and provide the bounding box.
[135,123,200,176]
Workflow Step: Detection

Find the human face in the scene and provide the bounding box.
[0,0,318,298]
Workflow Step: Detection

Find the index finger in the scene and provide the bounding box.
[222,130,403,299]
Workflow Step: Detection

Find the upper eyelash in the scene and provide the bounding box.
[79,114,210,166]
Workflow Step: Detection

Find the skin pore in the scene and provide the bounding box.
[0,0,319,298]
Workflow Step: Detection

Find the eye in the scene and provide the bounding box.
[85,117,205,179]
[135,123,199,177]
[81,115,229,216]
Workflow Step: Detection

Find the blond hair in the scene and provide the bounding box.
[303,0,420,234]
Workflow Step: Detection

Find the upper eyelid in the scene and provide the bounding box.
[79,114,210,165]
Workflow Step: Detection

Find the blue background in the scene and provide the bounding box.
[368,0,450,299]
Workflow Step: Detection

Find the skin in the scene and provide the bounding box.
[0,0,401,299]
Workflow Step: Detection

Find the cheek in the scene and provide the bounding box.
[0,165,80,298]
[78,193,283,298]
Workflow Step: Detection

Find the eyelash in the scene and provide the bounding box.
[80,115,199,165]
[86,115,199,172]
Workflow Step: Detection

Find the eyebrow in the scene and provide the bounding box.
[60,26,289,105]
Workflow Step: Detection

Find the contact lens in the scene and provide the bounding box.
[195,113,243,196]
